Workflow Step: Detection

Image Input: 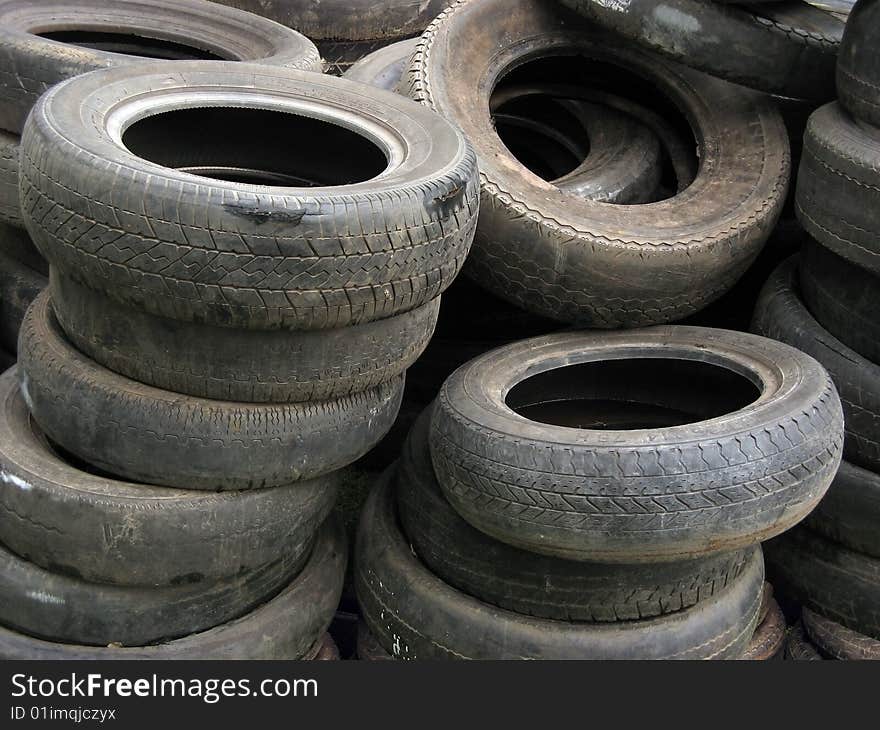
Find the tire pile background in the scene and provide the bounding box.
[0,0,873,659]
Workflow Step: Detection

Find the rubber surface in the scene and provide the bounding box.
[0,247,44,353]
[740,598,786,660]
[343,38,418,90]
[786,621,824,660]
[837,0,880,127]
[803,606,880,660]
[0,129,19,226]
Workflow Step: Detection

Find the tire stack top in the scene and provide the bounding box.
[752,0,880,660]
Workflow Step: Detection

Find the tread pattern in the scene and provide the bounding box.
[0,130,20,228]
[803,607,880,661]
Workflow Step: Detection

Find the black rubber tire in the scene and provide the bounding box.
[0,517,346,659]
[19,291,404,490]
[796,102,880,275]
[837,0,880,128]
[356,475,765,659]
[0,536,309,647]
[765,527,880,640]
[740,598,786,660]
[406,0,790,327]
[21,62,478,331]
[356,620,393,661]
[0,0,322,134]
[802,607,880,660]
[0,129,19,227]
[752,256,880,473]
[51,273,439,403]
[800,238,880,364]
[0,367,338,587]
[430,327,843,563]
[786,621,824,660]
[343,38,418,90]
[560,0,843,100]
[0,248,45,353]
[806,460,880,559]
[0,222,45,275]
[399,409,753,622]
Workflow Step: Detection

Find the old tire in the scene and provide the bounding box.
[740,598,786,660]
[802,607,880,660]
[786,621,824,660]
[430,327,843,563]
[837,0,880,127]
[0,367,338,586]
[0,517,345,659]
[19,291,403,490]
[0,248,44,353]
[399,409,753,622]
[0,130,19,227]
[51,273,439,403]
[21,62,478,331]
[356,475,764,659]
[343,38,417,91]
[406,0,789,327]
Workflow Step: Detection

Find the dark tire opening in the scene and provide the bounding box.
[36,30,228,61]
[490,56,698,201]
[122,107,389,187]
[505,358,761,429]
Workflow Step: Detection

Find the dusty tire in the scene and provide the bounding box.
[344,38,418,90]
[0,517,346,659]
[399,409,753,622]
[430,327,843,563]
[21,62,478,331]
[0,248,44,353]
[0,0,322,134]
[753,256,880,473]
[51,273,439,403]
[406,0,790,327]
[800,239,880,364]
[837,0,880,127]
[0,223,45,275]
[807,460,880,559]
[0,537,308,647]
[0,367,338,586]
[786,621,824,660]
[765,527,880,640]
[19,291,403,490]
[796,103,880,275]
[740,598,786,660]
[0,130,19,227]
[356,475,764,659]
[802,607,880,661]
[560,0,843,100]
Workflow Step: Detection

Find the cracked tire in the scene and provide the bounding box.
[356,475,764,659]
[0,517,345,659]
[837,0,880,128]
[405,0,790,327]
[51,273,439,403]
[18,291,403,490]
[0,0,322,134]
[429,327,843,563]
[753,256,880,473]
[796,102,880,276]
[399,409,753,622]
[0,367,337,586]
[20,62,479,331]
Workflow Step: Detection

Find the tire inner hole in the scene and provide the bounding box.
[36,30,228,61]
[121,107,388,186]
[505,359,760,429]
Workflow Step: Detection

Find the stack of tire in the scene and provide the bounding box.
[0,38,478,654]
[355,327,844,659]
[0,0,326,362]
[752,0,880,662]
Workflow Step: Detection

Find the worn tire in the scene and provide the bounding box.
[807,460,880,559]
[0,367,338,586]
[765,527,880,640]
[0,537,309,647]
[800,238,880,364]
[0,248,44,353]
[19,291,403,490]
[51,273,439,403]
[803,607,880,660]
[0,0,322,134]
[399,409,753,622]
[344,38,418,90]
[0,223,45,275]
[430,327,843,563]
[837,0,880,127]
[796,102,880,275]
[0,130,19,227]
[740,598,786,660]
[406,0,789,327]
[356,621,394,661]
[0,517,345,659]
[357,475,764,659]
[753,256,880,473]
[21,62,478,331]
[786,621,824,660]
[560,0,843,100]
